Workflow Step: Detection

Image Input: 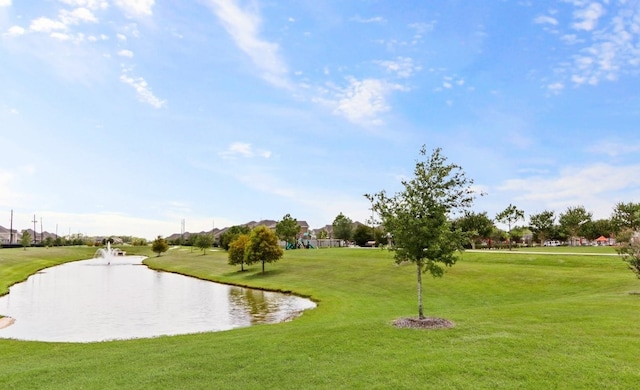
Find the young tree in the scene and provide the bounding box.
[195,234,214,254]
[151,236,169,257]
[20,230,32,250]
[228,233,250,271]
[559,206,592,246]
[219,225,251,250]
[617,231,640,278]
[495,204,524,250]
[373,227,389,246]
[529,210,555,246]
[332,213,353,243]
[455,211,494,249]
[245,226,284,273]
[353,224,373,246]
[275,213,301,248]
[611,202,640,233]
[317,229,329,239]
[366,146,477,320]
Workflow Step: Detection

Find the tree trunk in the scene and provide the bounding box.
[262,260,265,273]
[417,261,424,319]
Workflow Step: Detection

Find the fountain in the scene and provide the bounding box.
[94,242,118,264]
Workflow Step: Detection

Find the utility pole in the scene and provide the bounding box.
[40,217,43,244]
[181,219,185,245]
[9,209,14,245]
[32,214,38,245]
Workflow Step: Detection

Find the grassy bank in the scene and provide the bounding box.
[1,246,639,388]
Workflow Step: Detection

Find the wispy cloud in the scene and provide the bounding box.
[376,57,421,78]
[114,0,155,17]
[351,15,386,24]
[534,15,558,26]
[586,139,640,157]
[0,0,11,7]
[572,2,605,31]
[326,77,406,127]
[120,68,166,108]
[218,142,272,159]
[539,2,640,88]
[117,49,134,57]
[205,0,290,89]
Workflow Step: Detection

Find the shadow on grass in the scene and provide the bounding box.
[243,269,286,279]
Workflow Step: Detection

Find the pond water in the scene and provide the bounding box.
[0,256,315,342]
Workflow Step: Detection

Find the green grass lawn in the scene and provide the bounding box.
[1,246,639,389]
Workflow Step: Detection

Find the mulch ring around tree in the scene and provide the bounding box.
[393,317,455,330]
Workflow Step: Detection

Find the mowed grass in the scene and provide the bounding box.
[1,246,640,389]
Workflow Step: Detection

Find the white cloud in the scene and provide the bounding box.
[534,15,558,25]
[351,15,386,24]
[586,140,640,157]
[540,2,640,89]
[331,77,405,126]
[59,7,98,24]
[30,17,67,33]
[547,82,564,93]
[0,0,11,7]
[206,0,290,88]
[572,2,605,31]
[376,57,421,78]
[117,33,127,41]
[497,162,640,219]
[218,142,272,159]
[59,0,108,10]
[118,49,134,57]
[4,26,25,36]
[120,70,166,108]
[114,0,154,17]
[50,32,73,41]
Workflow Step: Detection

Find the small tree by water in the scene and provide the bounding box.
[152,236,169,257]
[228,234,249,271]
[245,226,283,273]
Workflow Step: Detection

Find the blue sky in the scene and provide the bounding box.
[1,0,639,239]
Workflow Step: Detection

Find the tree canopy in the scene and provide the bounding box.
[455,211,494,249]
[612,202,640,233]
[559,206,592,245]
[332,213,353,242]
[151,236,169,257]
[20,230,31,250]
[228,233,249,271]
[245,226,284,273]
[353,224,373,247]
[495,204,524,250]
[366,146,477,319]
[194,234,214,254]
[219,225,251,250]
[275,213,300,247]
[529,210,555,245]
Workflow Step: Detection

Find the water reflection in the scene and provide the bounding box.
[0,256,315,342]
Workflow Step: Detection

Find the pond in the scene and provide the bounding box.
[0,256,315,342]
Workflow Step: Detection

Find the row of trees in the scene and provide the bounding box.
[456,201,640,250]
